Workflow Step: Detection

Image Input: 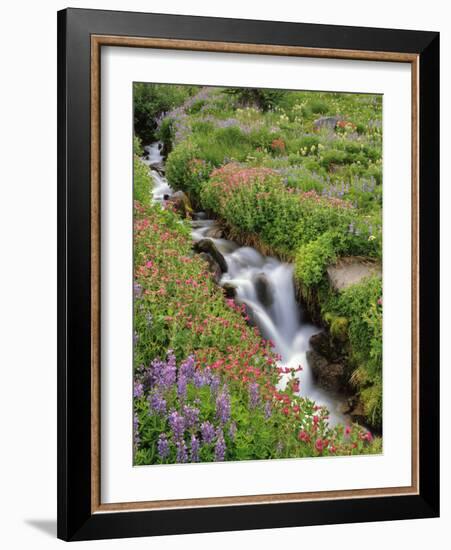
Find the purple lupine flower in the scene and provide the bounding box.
[264,400,272,419]
[228,421,237,440]
[276,441,284,455]
[176,440,188,463]
[193,370,206,388]
[203,367,213,385]
[148,391,167,415]
[190,434,200,463]
[182,405,200,429]
[177,374,187,400]
[157,434,169,460]
[149,358,164,386]
[216,118,239,129]
[248,382,260,409]
[159,353,177,389]
[210,375,221,395]
[168,411,185,441]
[214,429,226,462]
[200,421,216,445]
[133,382,144,398]
[180,355,196,381]
[216,387,231,425]
[134,281,143,298]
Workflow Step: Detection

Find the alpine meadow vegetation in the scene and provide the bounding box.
[133,84,383,465]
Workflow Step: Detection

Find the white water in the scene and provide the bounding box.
[146,142,347,424]
[143,142,173,202]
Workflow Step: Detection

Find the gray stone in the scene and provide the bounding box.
[222,282,237,299]
[204,225,224,239]
[327,257,382,292]
[199,252,222,283]
[348,399,367,426]
[307,350,346,392]
[150,161,165,175]
[310,332,342,362]
[313,116,342,131]
[167,190,192,217]
[193,211,208,220]
[194,239,228,273]
[254,273,273,307]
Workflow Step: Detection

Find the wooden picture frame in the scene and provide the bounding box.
[57,7,439,541]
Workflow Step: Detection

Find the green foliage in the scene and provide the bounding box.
[165,141,213,198]
[360,375,383,427]
[295,231,339,286]
[133,82,198,143]
[308,99,330,114]
[133,134,143,156]
[225,87,287,111]
[156,117,175,152]
[133,155,152,205]
[323,313,348,342]
[321,276,383,428]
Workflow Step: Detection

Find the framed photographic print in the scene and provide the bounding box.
[57,8,439,541]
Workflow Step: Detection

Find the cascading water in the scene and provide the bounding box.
[145,142,347,425]
[142,142,173,202]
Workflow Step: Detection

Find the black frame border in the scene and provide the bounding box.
[57,8,439,541]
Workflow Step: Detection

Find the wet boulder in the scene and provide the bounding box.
[150,161,165,175]
[348,398,367,426]
[194,239,228,273]
[222,282,237,299]
[204,225,224,239]
[307,349,346,392]
[167,191,192,217]
[198,252,222,283]
[309,332,341,362]
[254,273,273,307]
[193,211,208,220]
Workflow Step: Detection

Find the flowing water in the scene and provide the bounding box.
[144,142,347,424]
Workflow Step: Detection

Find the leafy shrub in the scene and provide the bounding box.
[133,135,143,156]
[133,83,198,143]
[295,231,339,286]
[225,87,286,111]
[165,141,213,198]
[308,99,330,114]
[201,164,355,258]
[133,155,151,205]
[323,276,383,427]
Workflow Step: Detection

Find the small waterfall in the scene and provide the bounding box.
[144,143,347,424]
[143,142,172,203]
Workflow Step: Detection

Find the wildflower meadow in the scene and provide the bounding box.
[133,84,383,465]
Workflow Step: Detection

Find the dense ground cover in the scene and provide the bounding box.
[133,154,379,464]
[149,85,383,428]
